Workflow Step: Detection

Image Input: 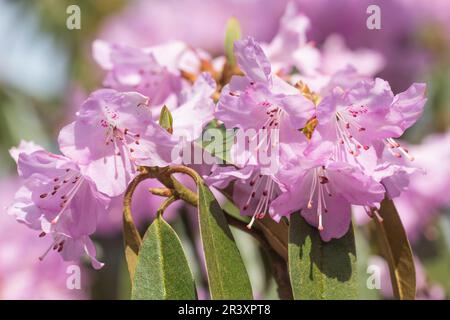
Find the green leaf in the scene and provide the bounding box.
[214,187,251,224]
[224,18,241,67]
[372,199,416,300]
[197,122,235,165]
[159,105,173,134]
[197,182,253,299]
[255,217,289,262]
[288,213,358,299]
[131,216,197,300]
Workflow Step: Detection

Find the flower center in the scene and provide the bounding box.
[39,168,85,225]
[38,233,66,261]
[103,122,142,177]
[335,107,414,161]
[383,137,414,161]
[335,110,369,158]
[307,167,333,231]
[243,172,277,229]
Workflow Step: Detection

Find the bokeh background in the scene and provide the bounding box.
[0,0,449,299]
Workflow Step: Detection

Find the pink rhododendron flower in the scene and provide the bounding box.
[214,36,315,226]
[213,34,427,240]
[319,35,385,77]
[392,132,450,242]
[314,79,427,162]
[263,2,321,75]
[207,164,284,228]
[264,3,384,79]
[92,40,192,109]
[355,131,450,242]
[8,145,109,269]
[58,89,177,197]
[170,72,216,143]
[270,157,385,240]
[1,178,87,299]
[217,36,315,159]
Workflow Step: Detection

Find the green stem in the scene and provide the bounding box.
[164,165,202,183]
[146,166,199,206]
[156,196,177,218]
[149,187,173,197]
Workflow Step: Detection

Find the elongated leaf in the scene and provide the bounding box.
[197,182,253,299]
[289,213,358,299]
[255,217,288,262]
[221,199,249,223]
[372,199,416,300]
[224,18,241,67]
[131,216,197,300]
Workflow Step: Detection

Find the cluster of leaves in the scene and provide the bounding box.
[125,168,416,300]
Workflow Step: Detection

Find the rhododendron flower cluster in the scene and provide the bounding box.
[7,6,427,270]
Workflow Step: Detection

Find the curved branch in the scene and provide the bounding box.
[147,166,199,206]
[164,165,202,184]
[156,195,177,217]
[123,172,153,281]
